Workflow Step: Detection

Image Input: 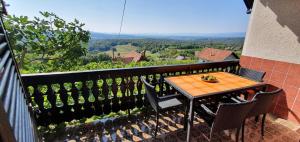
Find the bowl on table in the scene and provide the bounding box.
[201,75,218,83]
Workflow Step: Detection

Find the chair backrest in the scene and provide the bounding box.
[141,77,159,111]
[239,67,266,82]
[248,89,282,117]
[212,99,256,132]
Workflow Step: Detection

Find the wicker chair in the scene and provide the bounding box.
[236,89,282,138]
[141,77,184,137]
[238,67,266,99]
[239,67,266,82]
[194,97,257,142]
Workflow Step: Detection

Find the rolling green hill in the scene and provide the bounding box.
[104,44,139,56]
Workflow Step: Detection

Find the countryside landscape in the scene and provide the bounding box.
[3,0,300,142]
[5,13,245,74]
[89,32,244,60]
[5,0,288,141]
[2,10,247,141]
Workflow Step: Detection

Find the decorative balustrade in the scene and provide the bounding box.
[21,60,240,126]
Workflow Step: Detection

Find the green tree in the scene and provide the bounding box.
[4,11,90,71]
[81,53,112,65]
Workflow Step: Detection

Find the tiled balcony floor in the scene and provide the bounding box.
[45,110,300,142]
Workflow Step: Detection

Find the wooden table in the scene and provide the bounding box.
[164,72,266,142]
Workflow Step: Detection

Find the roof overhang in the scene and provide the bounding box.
[243,0,254,14]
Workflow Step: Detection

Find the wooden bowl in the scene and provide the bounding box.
[201,78,218,83]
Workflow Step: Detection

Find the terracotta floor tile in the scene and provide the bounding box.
[42,111,300,142]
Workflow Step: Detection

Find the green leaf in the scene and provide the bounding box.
[5,11,90,71]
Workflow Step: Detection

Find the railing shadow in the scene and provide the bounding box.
[42,109,300,141]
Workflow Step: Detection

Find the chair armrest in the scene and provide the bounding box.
[236,96,247,102]
[200,104,216,117]
[158,94,180,101]
[231,97,242,103]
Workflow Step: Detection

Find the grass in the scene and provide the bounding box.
[105,44,138,56]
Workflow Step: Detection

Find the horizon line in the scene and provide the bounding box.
[90,32,246,35]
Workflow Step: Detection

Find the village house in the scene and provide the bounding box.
[116,50,147,64]
[195,48,239,62]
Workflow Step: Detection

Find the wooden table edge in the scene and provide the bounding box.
[164,73,267,99]
[164,78,195,99]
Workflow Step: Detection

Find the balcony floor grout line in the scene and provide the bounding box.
[291,88,300,111]
[269,61,278,113]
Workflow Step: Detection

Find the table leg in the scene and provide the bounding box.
[184,98,190,130]
[186,99,194,142]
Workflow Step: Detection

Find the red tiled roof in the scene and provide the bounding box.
[195,48,235,62]
[119,57,134,64]
[118,51,145,63]
[123,51,143,62]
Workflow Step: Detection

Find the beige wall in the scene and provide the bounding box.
[243,0,300,64]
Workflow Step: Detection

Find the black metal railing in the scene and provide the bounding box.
[21,60,240,126]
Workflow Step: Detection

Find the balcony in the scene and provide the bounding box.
[1,0,300,141]
[18,61,300,141]
[1,41,300,141]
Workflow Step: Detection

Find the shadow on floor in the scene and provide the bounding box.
[44,110,300,142]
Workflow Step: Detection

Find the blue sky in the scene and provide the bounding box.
[6,0,249,34]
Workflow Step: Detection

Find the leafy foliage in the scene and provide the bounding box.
[3,12,243,74]
[4,12,90,71]
[81,53,112,65]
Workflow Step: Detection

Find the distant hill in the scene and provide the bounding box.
[91,32,141,40]
[91,32,245,40]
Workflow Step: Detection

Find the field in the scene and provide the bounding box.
[104,44,139,57]
[89,38,244,60]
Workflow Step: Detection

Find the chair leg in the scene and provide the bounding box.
[236,127,241,142]
[154,112,159,137]
[145,105,149,119]
[261,114,266,137]
[255,115,259,123]
[242,121,245,142]
[244,93,248,100]
[191,110,194,128]
[209,130,213,142]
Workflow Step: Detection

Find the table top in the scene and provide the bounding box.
[165,72,265,99]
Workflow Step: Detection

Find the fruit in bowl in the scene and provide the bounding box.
[201,75,218,83]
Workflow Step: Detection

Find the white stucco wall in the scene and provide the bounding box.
[243,0,300,64]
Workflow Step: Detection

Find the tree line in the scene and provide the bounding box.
[89,38,244,54]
